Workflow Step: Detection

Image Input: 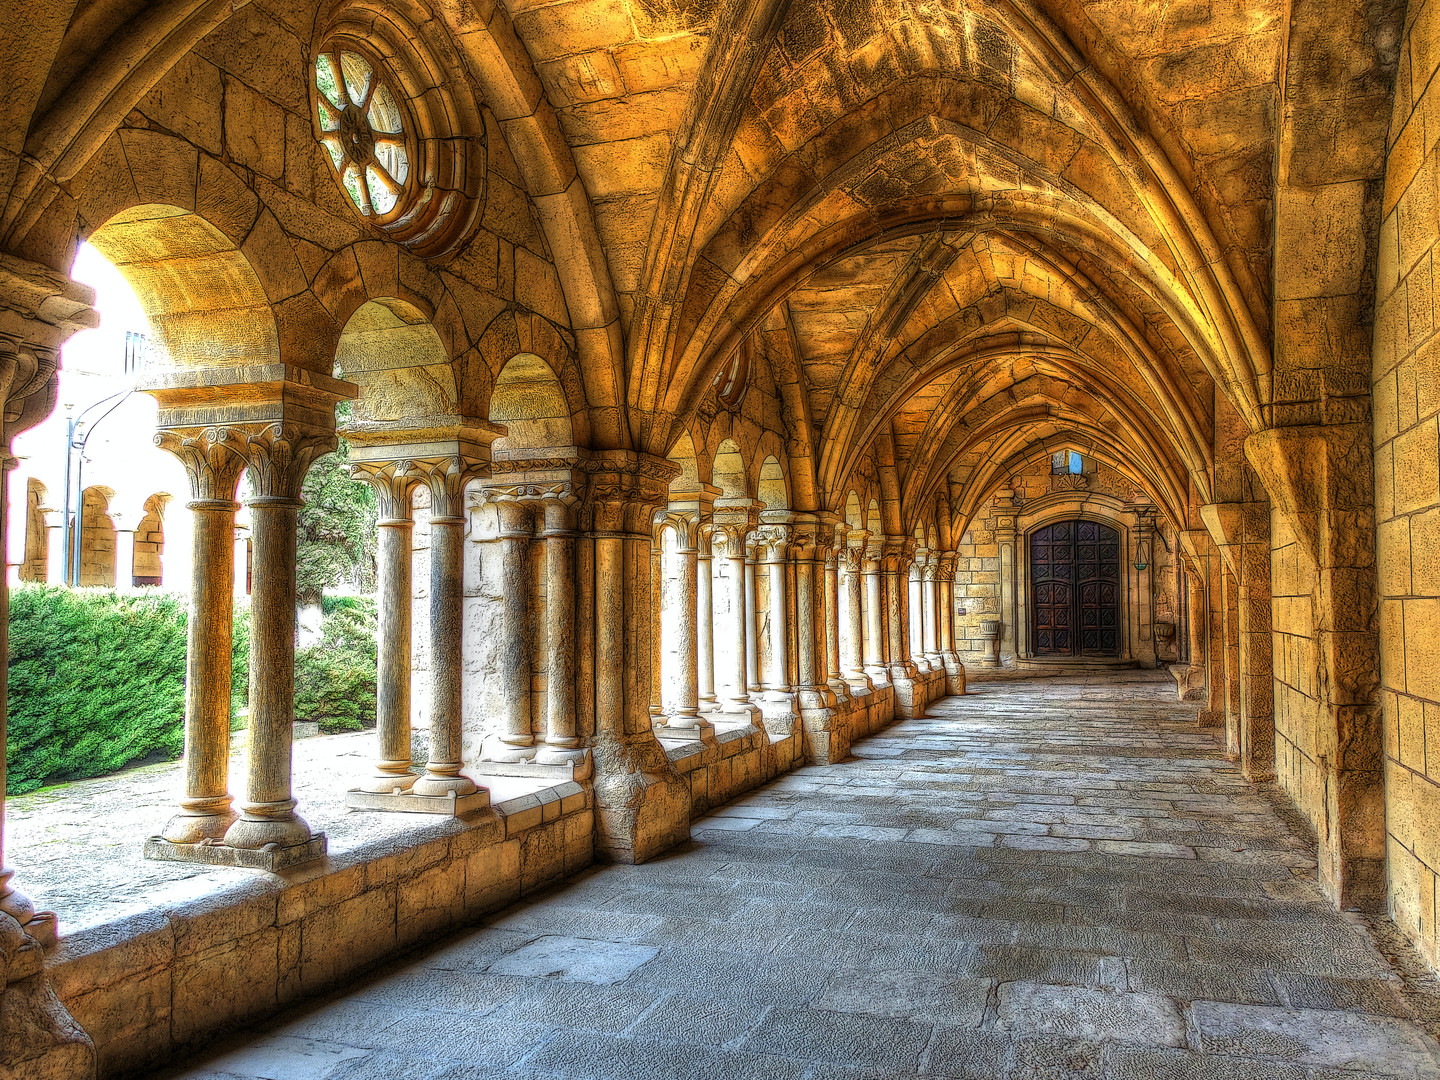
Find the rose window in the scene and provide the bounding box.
[314,49,410,218]
[308,23,485,261]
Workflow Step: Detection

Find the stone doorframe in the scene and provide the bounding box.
[997,491,1159,668]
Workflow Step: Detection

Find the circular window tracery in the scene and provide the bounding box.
[308,10,486,262]
[315,48,412,219]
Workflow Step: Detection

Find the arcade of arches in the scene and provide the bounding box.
[0,0,1437,1075]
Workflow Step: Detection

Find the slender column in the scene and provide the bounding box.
[487,496,537,761]
[413,458,485,790]
[908,566,924,668]
[232,533,249,597]
[759,526,791,697]
[713,525,754,713]
[225,424,333,850]
[649,540,663,718]
[938,551,966,695]
[744,541,760,693]
[352,462,419,792]
[922,562,941,664]
[0,456,25,927]
[44,522,64,585]
[884,539,918,683]
[538,495,584,763]
[842,539,871,688]
[661,515,701,727]
[154,430,247,841]
[792,521,831,702]
[862,539,887,683]
[824,524,846,696]
[697,532,717,709]
[993,489,1020,664]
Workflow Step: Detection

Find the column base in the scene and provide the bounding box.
[481,736,539,763]
[533,744,593,772]
[757,694,799,740]
[590,733,691,864]
[889,672,924,718]
[355,772,419,795]
[659,716,716,742]
[160,802,238,844]
[346,787,491,816]
[862,664,891,687]
[480,751,593,782]
[143,834,328,871]
[942,653,967,696]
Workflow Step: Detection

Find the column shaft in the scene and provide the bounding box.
[226,496,311,848]
[415,512,481,789]
[863,554,886,680]
[485,498,536,762]
[163,499,239,840]
[363,513,416,791]
[726,549,751,709]
[844,553,867,683]
[744,550,760,693]
[539,509,580,761]
[697,548,716,707]
[763,545,789,695]
[664,536,700,723]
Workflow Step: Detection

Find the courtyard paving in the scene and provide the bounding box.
[153,671,1440,1079]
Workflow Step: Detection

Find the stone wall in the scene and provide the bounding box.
[46,785,593,1079]
[1374,0,1440,971]
[1269,507,1325,840]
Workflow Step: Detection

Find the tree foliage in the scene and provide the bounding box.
[6,586,247,793]
[296,440,377,606]
[294,596,378,734]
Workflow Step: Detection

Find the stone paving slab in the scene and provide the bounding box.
[151,672,1440,1079]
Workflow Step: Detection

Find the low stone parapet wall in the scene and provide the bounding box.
[45,781,593,1078]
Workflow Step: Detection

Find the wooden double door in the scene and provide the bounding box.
[1029,519,1121,656]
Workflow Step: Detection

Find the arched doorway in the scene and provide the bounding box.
[1030,520,1121,657]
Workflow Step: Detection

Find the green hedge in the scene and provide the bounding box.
[7,585,376,794]
[295,596,377,735]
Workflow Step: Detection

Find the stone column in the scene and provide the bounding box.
[841,536,873,691]
[697,529,717,711]
[232,533,249,597]
[44,522,64,585]
[908,563,927,671]
[350,461,419,794]
[487,496,538,761]
[224,424,334,859]
[862,538,888,685]
[538,493,585,764]
[744,540,761,694]
[581,452,689,863]
[884,538,921,715]
[938,552,966,695]
[711,521,759,722]
[993,489,1020,666]
[759,524,792,700]
[0,259,100,1074]
[413,457,488,797]
[152,429,247,843]
[1202,500,1276,782]
[1132,510,1159,668]
[824,521,848,699]
[793,517,838,761]
[659,513,704,732]
[922,558,941,668]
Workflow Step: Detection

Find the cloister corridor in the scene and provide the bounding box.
[149,674,1440,1080]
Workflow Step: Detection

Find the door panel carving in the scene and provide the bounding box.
[1030,520,1120,656]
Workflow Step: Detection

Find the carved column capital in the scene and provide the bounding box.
[155,426,249,506]
[881,537,916,574]
[350,458,422,522]
[231,423,338,504]
[581,450,679,536]
[415,455,486,522]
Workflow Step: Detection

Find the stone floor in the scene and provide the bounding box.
[152,672,1440,1079]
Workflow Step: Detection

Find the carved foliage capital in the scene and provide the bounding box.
[417,455,484,521]
[755,523,791,559]
[350,459,421,522]
[155,426,249,504]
